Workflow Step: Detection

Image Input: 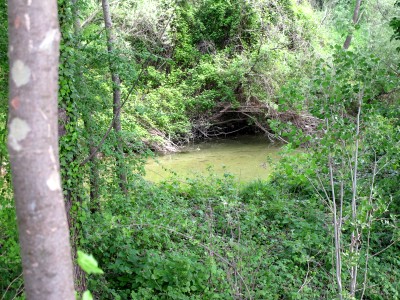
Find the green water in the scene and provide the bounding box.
[145,135,283,182]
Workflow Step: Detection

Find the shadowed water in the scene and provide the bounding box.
[145,135,283,182]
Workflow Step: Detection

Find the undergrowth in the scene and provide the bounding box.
[82,173,332,299]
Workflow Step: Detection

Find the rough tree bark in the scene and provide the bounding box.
[7,1,75,299]
[343,0,363,50]
[101,0,128,195]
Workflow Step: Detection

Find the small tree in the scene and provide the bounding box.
[7,1,75,299]
[101,0,128,195]
[343,0,363,50]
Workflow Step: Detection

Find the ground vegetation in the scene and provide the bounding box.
[0,0,399,299]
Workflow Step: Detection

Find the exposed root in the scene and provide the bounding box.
[144,100,321,153]
[192,101,321,141]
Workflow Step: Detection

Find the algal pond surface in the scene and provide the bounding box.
[145,135,285,183]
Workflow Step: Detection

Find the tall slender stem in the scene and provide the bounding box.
[349,97,362,296]
[101,0,128,195]
[329,155,343,300]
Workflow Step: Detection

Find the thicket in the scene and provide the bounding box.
[0,0,399,299]
[78,45,399,299]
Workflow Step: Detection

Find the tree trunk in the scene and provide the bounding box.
[70,0,100,206]
[89,143,101,202]
[343,0,363,50]
[7,1,75,299]
[82,116,101,206]
[101,0,128,195]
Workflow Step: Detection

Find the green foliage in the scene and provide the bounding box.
[2,0,400,299]
[195,0,257,50]
[171,2,201,67]
[82,290,94,300]
[77,251,104,300]
[77,250,104,275]
[390,0,400,51]
[183,55,244,112]
[275,43,400,298]
[172,0,257,67]
[79,173,336,299]
[134,84,190,136]
[0,201,22,300]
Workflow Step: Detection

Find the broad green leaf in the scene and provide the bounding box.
[82,290,93,300]
[77,250,104,275]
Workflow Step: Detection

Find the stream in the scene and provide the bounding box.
[145,135,284,182]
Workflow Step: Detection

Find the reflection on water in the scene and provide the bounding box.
[145,135,283,182]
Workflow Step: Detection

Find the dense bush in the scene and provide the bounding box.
[1,0,399,299]
[79,173,338,299]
